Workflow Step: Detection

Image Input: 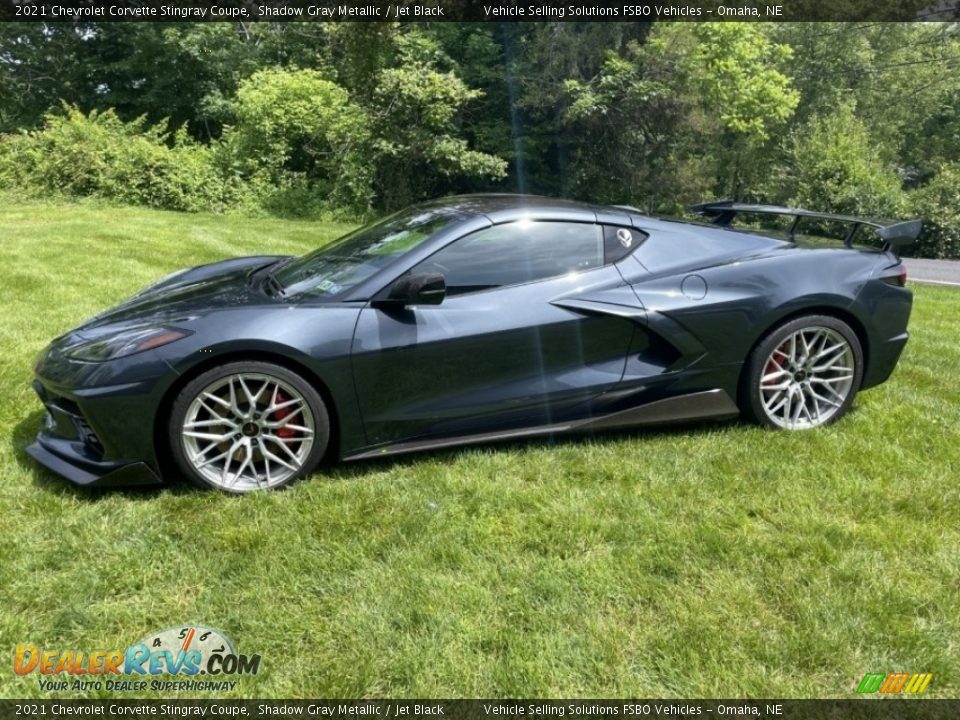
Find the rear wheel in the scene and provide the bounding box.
[742,315,864,430]
[169,361,329,492]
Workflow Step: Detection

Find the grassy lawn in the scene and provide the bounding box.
[1,198,958,699]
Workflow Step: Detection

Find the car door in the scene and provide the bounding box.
[349,220,640,448]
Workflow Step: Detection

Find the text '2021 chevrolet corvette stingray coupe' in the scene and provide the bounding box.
[28,195,917,492]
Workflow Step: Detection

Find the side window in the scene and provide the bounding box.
[414,221,604,295]
[603,225,646,263]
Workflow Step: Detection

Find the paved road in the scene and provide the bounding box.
[903,257,960,287]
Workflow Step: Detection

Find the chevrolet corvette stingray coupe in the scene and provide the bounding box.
[28,195,918,492]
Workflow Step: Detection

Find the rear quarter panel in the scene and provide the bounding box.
[623,247,890,369]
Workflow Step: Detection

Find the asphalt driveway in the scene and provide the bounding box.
[903,257,960,286]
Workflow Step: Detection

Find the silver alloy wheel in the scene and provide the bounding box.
[758,326,856,429]
[180,372,315,491]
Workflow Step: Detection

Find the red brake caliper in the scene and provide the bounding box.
[764,346,786,385]
[272,389,295,439]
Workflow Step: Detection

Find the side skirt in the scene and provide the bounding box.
[343,389,740,462]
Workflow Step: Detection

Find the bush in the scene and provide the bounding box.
[371,65,508,210]
[785,103,905,219]
[908,163,960,259]
[217,69,374,216]
[0,106,232,212]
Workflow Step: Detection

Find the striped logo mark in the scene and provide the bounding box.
[856,672,933,694]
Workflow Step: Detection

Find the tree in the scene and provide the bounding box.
[784,102,905,218]
[562,23,798,209]
[367,31,507,210]
[219,68,373,215]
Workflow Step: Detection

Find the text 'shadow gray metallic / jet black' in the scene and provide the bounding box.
[28,195,917,492]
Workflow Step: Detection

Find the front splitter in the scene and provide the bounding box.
[26,441,163,488]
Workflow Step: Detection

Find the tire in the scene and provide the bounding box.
[168,361,330,492]
[741,315,864,430]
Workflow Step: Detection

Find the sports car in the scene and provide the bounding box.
[27,195,917,492]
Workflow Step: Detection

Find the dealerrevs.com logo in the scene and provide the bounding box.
[14,625,261,693]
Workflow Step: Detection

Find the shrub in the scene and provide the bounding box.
[217,69,374,216]
[785,103,905,219]
[0,106,232,212]
[908,163,960,259]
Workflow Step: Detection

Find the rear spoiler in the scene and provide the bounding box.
[690,200,921,251]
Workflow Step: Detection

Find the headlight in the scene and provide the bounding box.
[64,327,192,362]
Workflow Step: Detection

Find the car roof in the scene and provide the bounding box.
[423,193,607,215]
[429,194,786,245]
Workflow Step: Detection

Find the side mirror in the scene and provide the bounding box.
[384,272,446,306]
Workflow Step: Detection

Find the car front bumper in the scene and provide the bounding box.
[29,344,176,488]
[29,379,165,487]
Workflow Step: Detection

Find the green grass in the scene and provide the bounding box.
[1,198,958,699]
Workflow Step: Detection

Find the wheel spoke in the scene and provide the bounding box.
[229,442,254,487]
[812,354,852,372]
[183,430,234,442]
[809,387,841,410]
[228,379,243,417]
[818,379,847,403]
[266,435,302,464]
[184,418,236,430]
[238,375,268,409]
[260,445,298,472]
[262,407,306,429]
[799,330,813,360]
[762,368,790,384]
[767,395,788,418]
[203,391,229,407]
[237,376,256,410]
[221,445,236,484]
[811,374,854,385]
[195,442,238,469]
[815,341,845,361]
[802,385,821,422]
[791,388,806,424]
[266,394,302,414]
[256,438,272,487]
[279,424,313,435]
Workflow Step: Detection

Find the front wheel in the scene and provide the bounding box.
[742,315,864,430]
[168,361,329,492]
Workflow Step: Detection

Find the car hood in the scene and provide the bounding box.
[77,255,289,333]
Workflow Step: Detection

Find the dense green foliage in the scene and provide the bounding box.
[2,198,959,697]
[0,21,958,255]
[221,68,373,216]
[0,107,234,212]
[784,103,905,219]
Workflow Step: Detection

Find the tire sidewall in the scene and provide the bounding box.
[168,361,329,492]
[744,315,864,429]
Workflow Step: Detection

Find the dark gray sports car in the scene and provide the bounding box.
[28,195,917,492]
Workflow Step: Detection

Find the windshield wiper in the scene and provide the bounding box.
[263,274,286,298]
[251,257,295,297]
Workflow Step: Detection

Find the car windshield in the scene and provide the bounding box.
[273,206,463,297]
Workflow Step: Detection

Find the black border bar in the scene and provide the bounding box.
[1,0,959,23]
